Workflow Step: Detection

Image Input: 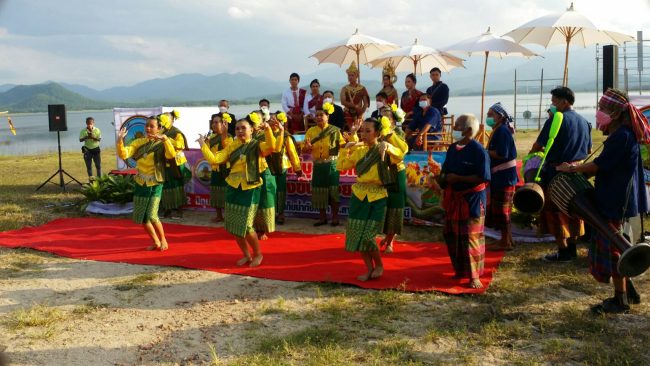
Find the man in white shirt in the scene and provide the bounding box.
[281,73,306,133]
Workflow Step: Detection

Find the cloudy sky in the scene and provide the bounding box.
[0,0,647,89]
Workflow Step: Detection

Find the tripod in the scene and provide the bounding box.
[36,131,82,192]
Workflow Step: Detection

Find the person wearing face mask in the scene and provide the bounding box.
[556,88,649,313]
[485,103,518,251]
[219,99,238,136]
[321,90,345,130]
[371,92,389,119]
[303,79,323,128]
[405,94,441,151]
[438,114,491,289]
[259,99,271,122]
[529,86,591,262]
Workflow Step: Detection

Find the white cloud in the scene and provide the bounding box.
[227,6,252,19]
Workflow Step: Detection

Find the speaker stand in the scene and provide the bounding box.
[36,131,82,192]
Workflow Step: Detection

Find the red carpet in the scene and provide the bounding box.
[0,218,505,294]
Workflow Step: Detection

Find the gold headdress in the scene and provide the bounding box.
[382,60,397,84]
[346,61,359,74]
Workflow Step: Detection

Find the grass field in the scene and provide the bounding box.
[0,131,648,365]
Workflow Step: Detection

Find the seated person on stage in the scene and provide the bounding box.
[281,72,307,134]
[322,90,345,130]
[340,61,370,132]
[405,94,441,150]
[370,91,389,119]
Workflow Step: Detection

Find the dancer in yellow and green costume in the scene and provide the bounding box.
[267,111,303,225]
[337,118,405,281]
[201,112,233,222]
[378,105,408,254]
[304,102,358,226]
[198,117,277,267]
[159,110,190,218]
[117,116,177,251]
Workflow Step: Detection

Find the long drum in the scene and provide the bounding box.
[548,172,650,277]
[513,155,545,214]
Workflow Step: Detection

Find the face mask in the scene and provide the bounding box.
[486,117,496,128]
[219,106,228,113]
[419,101,428,108]
[376,101,384,109]
[452,130,464,141]
[261,106,269,113]
[596,110,613,131]
[323,97,333,104]
[549,105,557,115]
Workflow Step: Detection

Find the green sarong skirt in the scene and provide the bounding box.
[161,165,188,210]
[210,171,227,209]
[253,169,276,233]
[225,185,261,238]
[383,169,406,235]
[345,195,387,252]
[311,161,340,209]
[275,169,288,214]
[133,183,163,224]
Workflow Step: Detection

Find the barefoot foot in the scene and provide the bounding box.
[249,255,263,267]
[384,244,393,254]
[237,257,251,266]
[258,233,268,241]
[160,240,168,251]
[356,273,372,281]
[470,279,483,289]
[370,266,383,279]
[146,243,161,251]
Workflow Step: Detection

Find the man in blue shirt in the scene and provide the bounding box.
[405,94,441,150]
[426,67,449,117]
[529,86,592,262]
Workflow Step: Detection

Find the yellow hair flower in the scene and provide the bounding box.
[248,112,261,126]
[222,113,232,124]
[390,103,398,112]
[322,102,335,115]
[276,112,288,124]
[171,110,180,119]
[380,116,391,136]
[158,114,172,130]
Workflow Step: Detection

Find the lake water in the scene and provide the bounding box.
[0,92,600,157]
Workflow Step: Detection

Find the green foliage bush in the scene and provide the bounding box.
[80,174,135,210]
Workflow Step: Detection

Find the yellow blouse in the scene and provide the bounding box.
[305,124,346,160]
[117,138,176,186]
[203,135,233,171]
[385,132,408,172]
[336,142,405,202]
[272,129,302,171]
[168,131,188,166]
[200,127,276,190]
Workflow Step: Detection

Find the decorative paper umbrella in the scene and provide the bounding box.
[504,2,634,86]
[367,38,465,75]
[310,28,399,78]
[444,27,539,128]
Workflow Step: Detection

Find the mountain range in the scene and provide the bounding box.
[0,48,605,113]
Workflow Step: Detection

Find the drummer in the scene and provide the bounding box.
[486,103,518,251]
[556,88,647,313]
[528,86,591,262]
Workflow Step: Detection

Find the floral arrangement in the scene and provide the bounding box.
[322,102,335,115]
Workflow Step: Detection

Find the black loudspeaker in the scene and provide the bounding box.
[602,45,618,93]
[48,104,67,132]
